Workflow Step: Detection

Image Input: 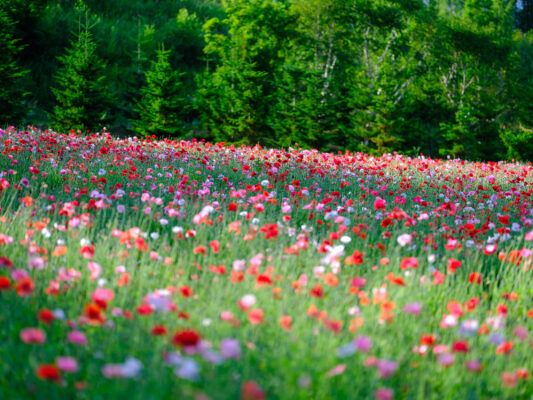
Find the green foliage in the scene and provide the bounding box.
[50,19,113,133]
[2,0,533,160]
[499,126,533,160]
[196,0,294,146]
[132,46,187,138]
[0,7,27,124]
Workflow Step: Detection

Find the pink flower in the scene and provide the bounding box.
[88,262,102,280]
[20,328,46,344]
[92,287,115,303]
[374,197,387,210]
[354,335,372,352]
[220,338,241,360]
[403,302,422,315]
[397,234,412,247]
[56,357,78,373]
[437,353,455,367]
[374,387,394,400]
[238,294,256,310]
[326,364,346,377]
[465,360,483,372]
[28,257,45,270]
[67,330,88,345]
[11,269,29,281]
[351,277,366,289]
[513,326,529,341]
[484,244,497,255]
[376,359,398,378]
[102,364,123,378]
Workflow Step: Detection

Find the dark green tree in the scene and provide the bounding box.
[50,17,113,133]
[196,0,293,145]
[132,46,187,138]
[0,7,27,124]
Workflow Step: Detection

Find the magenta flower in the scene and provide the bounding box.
[67,330,88,346]
[56,357,78,373]
[403,302,422,315]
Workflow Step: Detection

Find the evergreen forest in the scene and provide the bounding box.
[2,0,533,160]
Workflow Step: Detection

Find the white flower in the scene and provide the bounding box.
[340,236,351,244]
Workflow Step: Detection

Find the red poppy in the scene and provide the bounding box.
[0,276,11,290]
[447,258,462,274]
[83,303,105,325]
[36,364,62,383]
[38,309,55,325]
[172,329,201,348]
[151,324,167,336]
[16,277,35,296]
[345,250,364,265]
[468,272,482,284]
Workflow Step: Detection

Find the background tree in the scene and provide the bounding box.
[132,46,187,138]
[196,0,293,145]
[50,11,113,133]
[0,7,27,125]
[2,0,533,161]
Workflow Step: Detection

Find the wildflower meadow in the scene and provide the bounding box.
[0,126,532,399]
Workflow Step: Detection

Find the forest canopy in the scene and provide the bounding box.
[1,0,533,161]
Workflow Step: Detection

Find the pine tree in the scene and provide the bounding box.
[196,0,293,145]
[0,7,27,125]
[132,46,187,138]
[50,15,112,133]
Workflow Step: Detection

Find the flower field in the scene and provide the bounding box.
[0,127,532,400]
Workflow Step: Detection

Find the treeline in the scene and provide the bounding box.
[1,0,533,160]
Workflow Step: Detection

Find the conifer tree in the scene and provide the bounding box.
[50,13,112,133]
[0,8,27,124]
[196,0,292,145]
[132,46,187,138]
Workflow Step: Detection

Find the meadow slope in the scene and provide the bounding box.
[0,127,532,399]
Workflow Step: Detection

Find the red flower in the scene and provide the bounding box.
[496,341,514,355]
[136,304,153,315]
[498,215,510,225]
[310,284,324,298]
[36,364,62,383]
[468,272,482,284]
[83,303,105,325]
[241,381,266,400]
[452,340,469,353]
[420,334,436,347]
[172,329,201,348]
[248,308,264,325]
[259,223,279,239]
[209,240,220,253]
[16,277,34,296]
[0,276,11,291]
[79,245,95,259]
[0,256,13,268]
[447,258,462,274]
[151,324,167,336]
[400,257,418,270]
[38,309,55,325]
[345,250,364,265]
[179,285,193,297]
